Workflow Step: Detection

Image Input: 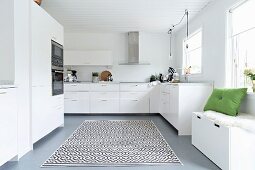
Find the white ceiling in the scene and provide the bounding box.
[41,0,214,33]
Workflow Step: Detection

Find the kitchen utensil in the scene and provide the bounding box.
[100,71,112,81]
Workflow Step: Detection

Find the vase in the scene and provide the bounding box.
[253,80,255,93]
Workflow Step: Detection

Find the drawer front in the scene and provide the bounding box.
[192,113,230,170]
[90,84,119,92]
[120,92,148,99]
[120,98,149,113]
[90,99,119,113]
[64,84,90,92]
[160,84,171,93]
[65,99,90,113]
[65,92,90,100]
[90,92,119,99]
[120,83,151,92]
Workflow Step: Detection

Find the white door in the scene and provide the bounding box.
[0,88,18,166]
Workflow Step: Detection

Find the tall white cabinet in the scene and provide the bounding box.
[31,2,64,143]
[160,83,212,135]
[0,88,18,166]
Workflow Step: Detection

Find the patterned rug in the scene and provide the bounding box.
[42,120,181,167]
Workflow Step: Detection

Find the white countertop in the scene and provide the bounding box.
[0,80,16,89]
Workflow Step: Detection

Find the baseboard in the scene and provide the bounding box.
[64,113,160,116]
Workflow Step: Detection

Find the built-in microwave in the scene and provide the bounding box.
[51,40,64,96]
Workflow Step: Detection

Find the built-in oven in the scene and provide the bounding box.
[51,40,64,96]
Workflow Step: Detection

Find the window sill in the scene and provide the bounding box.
[247,92,255,97]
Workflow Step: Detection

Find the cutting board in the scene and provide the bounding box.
[100,71,112,81]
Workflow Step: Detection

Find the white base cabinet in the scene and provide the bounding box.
[0,88,18,166]
[192,112,255,170]
[32,86,64,143]
[160,83,212,135]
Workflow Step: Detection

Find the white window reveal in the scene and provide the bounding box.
[229,0,255,90]
[183,29,202,75]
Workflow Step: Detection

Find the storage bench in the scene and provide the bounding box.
[192,111,255,170]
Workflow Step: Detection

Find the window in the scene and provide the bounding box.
[183,29,202,74]
[229,0,255,90]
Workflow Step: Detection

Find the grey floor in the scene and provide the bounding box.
[0,114,220,170]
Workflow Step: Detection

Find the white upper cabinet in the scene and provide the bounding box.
[31,2,64,86]
[64,50,113,66]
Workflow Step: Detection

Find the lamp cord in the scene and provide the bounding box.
[168,9,189,57]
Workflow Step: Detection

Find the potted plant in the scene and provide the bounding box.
[92,72,99,83]
[244,68,255,92]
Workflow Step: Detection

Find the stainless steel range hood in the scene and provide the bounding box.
[119,32,150,65]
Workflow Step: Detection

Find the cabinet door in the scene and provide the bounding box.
[32,86,51,143]
[168,84,179,129]
[49,18,64,45]
[159,92,169,116]
[31,2,52,86]
[64,50,113,66]
[0,88,17,166]
[64,92,90,113]
[64,83,90,92]
[120,92,149,113]
[90,99,119,113]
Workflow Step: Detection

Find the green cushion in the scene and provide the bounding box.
[204,88,247,116]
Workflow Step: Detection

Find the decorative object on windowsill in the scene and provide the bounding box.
[34,0,42,5]
[244,68,255,92]
[184,66,191,83]
[168,9,189,57]
[92,72,99,83]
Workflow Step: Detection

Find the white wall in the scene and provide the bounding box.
[0,0,15,82]
[64,32,171,82]
[14,0,32,158]
[173,0,255,115]
[173,0,240,87]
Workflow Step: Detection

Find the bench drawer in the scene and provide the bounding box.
[192,113,230,170]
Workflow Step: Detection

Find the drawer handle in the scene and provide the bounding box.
[71,100,78,101]
[0,92,7,94]
[101,99,108,101]
[132,99,138,101]
[71,85,77,86]
[101,84,107,86]
[197,116,201,119]
[214,123,220,128]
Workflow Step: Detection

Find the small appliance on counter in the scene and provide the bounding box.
[65,70,78,82]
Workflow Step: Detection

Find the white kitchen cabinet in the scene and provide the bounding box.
[119,83,150,113]
[159,83,212,135]
[31,1,64,144]
[0,88,18,166]
[90,92,119,113]
[120,92,149,113]
[120,83,151,92]
[90,83,119,92]
[149,85,160,113]
[64,83,90,92]
[31,2,63,87]
[64,50,113,66]
[64,92,90,113]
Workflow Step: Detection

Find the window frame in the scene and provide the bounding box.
[227,0,255,90]
[182,28,203,76]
